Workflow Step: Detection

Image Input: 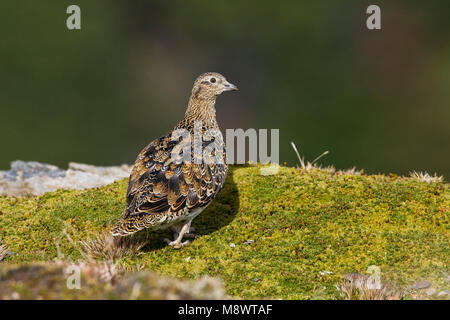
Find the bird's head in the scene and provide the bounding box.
[191,72,238,100]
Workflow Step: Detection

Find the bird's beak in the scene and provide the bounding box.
[223,81,238,91]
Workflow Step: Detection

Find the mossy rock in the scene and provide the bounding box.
[0,165,448,299]
[0,262,226,299]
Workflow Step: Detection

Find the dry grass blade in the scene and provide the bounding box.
[79,233,148,263]
[290,141,329,171]
[0,245,9,262]
[335,167,364,176]
[409,171,444,183]
[311,150,329,166]
[337,273,404,300]
[290,141,305,169]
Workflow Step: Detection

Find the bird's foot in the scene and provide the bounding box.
[163,238,190,249]
[165,221,194,249]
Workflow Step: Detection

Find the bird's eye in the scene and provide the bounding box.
[210,77,216,83]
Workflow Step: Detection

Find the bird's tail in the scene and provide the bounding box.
[110,210,144,237]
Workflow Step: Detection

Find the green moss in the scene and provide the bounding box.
[0,165,448,299]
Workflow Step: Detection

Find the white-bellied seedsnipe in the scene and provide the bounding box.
[111,72,238,248]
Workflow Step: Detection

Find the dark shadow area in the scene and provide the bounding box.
[138,166,240,252]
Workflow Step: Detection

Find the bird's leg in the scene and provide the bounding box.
[164,220,192,249]
[168,221,197,239]
[183,226,197,239]
[169,224,182,239]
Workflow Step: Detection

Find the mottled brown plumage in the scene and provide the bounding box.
[111,72,237,248]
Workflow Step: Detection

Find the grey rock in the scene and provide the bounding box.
[411,280,431,290]
[426,287,436,296]
[343,272,368,289]
[12,161,66,179]
[437,290,450,297]
[344,272,369,289]
[0,161,132,197]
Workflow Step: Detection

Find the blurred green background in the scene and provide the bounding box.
[1,1,449,176]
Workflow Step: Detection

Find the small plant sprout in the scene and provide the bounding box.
[290,141,329,171]
[409,171,444,183]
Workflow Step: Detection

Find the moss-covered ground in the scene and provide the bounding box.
[0,165,448,299]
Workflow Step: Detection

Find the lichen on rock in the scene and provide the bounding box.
[0,161,132,197]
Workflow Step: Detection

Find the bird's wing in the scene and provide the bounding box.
[123,133,227,218]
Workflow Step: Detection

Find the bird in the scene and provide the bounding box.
[110,72,238,249]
